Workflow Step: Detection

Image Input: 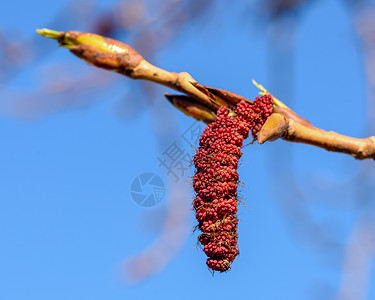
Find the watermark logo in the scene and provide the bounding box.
[157,122,205,182]
[130,173,165,207]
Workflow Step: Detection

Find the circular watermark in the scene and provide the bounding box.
[130,173,165,207]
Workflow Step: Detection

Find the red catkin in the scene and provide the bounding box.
[193,95,273,273]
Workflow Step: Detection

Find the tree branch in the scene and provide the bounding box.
[36,28,375,160]
[285,120,375,160]
[257,101,375,160]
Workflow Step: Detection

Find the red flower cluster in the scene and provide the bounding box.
[193,95,273,272]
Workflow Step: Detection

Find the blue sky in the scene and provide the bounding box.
[1,0,374,299]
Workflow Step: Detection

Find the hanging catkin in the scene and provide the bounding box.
[193,95,273,272]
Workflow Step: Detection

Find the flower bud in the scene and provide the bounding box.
[36,28,143,74]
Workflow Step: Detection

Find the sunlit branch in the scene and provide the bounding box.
[37,28,375,160]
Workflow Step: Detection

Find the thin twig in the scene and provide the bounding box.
[37,28,375,160]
